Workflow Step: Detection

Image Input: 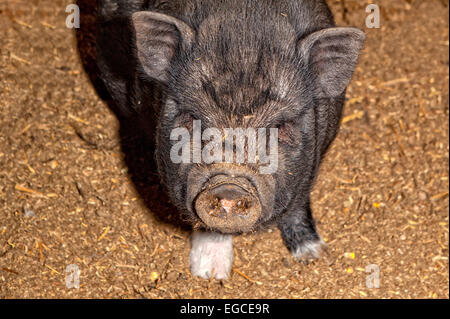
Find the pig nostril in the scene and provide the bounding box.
[235,199,251,216]
[209,197,220,210]
[237,200,248,209]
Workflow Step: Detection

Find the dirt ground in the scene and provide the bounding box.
[0,0,448,299]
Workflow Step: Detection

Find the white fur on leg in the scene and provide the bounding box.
[190,231,233,280]
[292,238,326,262]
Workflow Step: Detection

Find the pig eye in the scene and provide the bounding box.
[276,122,299,145]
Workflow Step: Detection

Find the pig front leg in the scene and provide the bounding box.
[190,231,234,280]
[278,201,325,263]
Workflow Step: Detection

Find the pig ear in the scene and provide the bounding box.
[299,27,365,97]
[132,11,195,83]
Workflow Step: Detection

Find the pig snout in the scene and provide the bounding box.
[195,175,262,233]
[203,183,255,217]
[187,166,275,233]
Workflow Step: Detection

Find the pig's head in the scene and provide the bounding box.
[132,10,365,234]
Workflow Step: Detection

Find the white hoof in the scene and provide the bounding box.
[190,231,233,280]
[292,238,325,262]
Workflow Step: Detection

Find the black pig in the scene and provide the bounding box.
[96,0,365,279]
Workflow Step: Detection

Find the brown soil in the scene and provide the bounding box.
[0,0,448,299]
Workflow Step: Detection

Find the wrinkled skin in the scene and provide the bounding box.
[96,0,365,279]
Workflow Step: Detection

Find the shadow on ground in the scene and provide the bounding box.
[75,0,190,232]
